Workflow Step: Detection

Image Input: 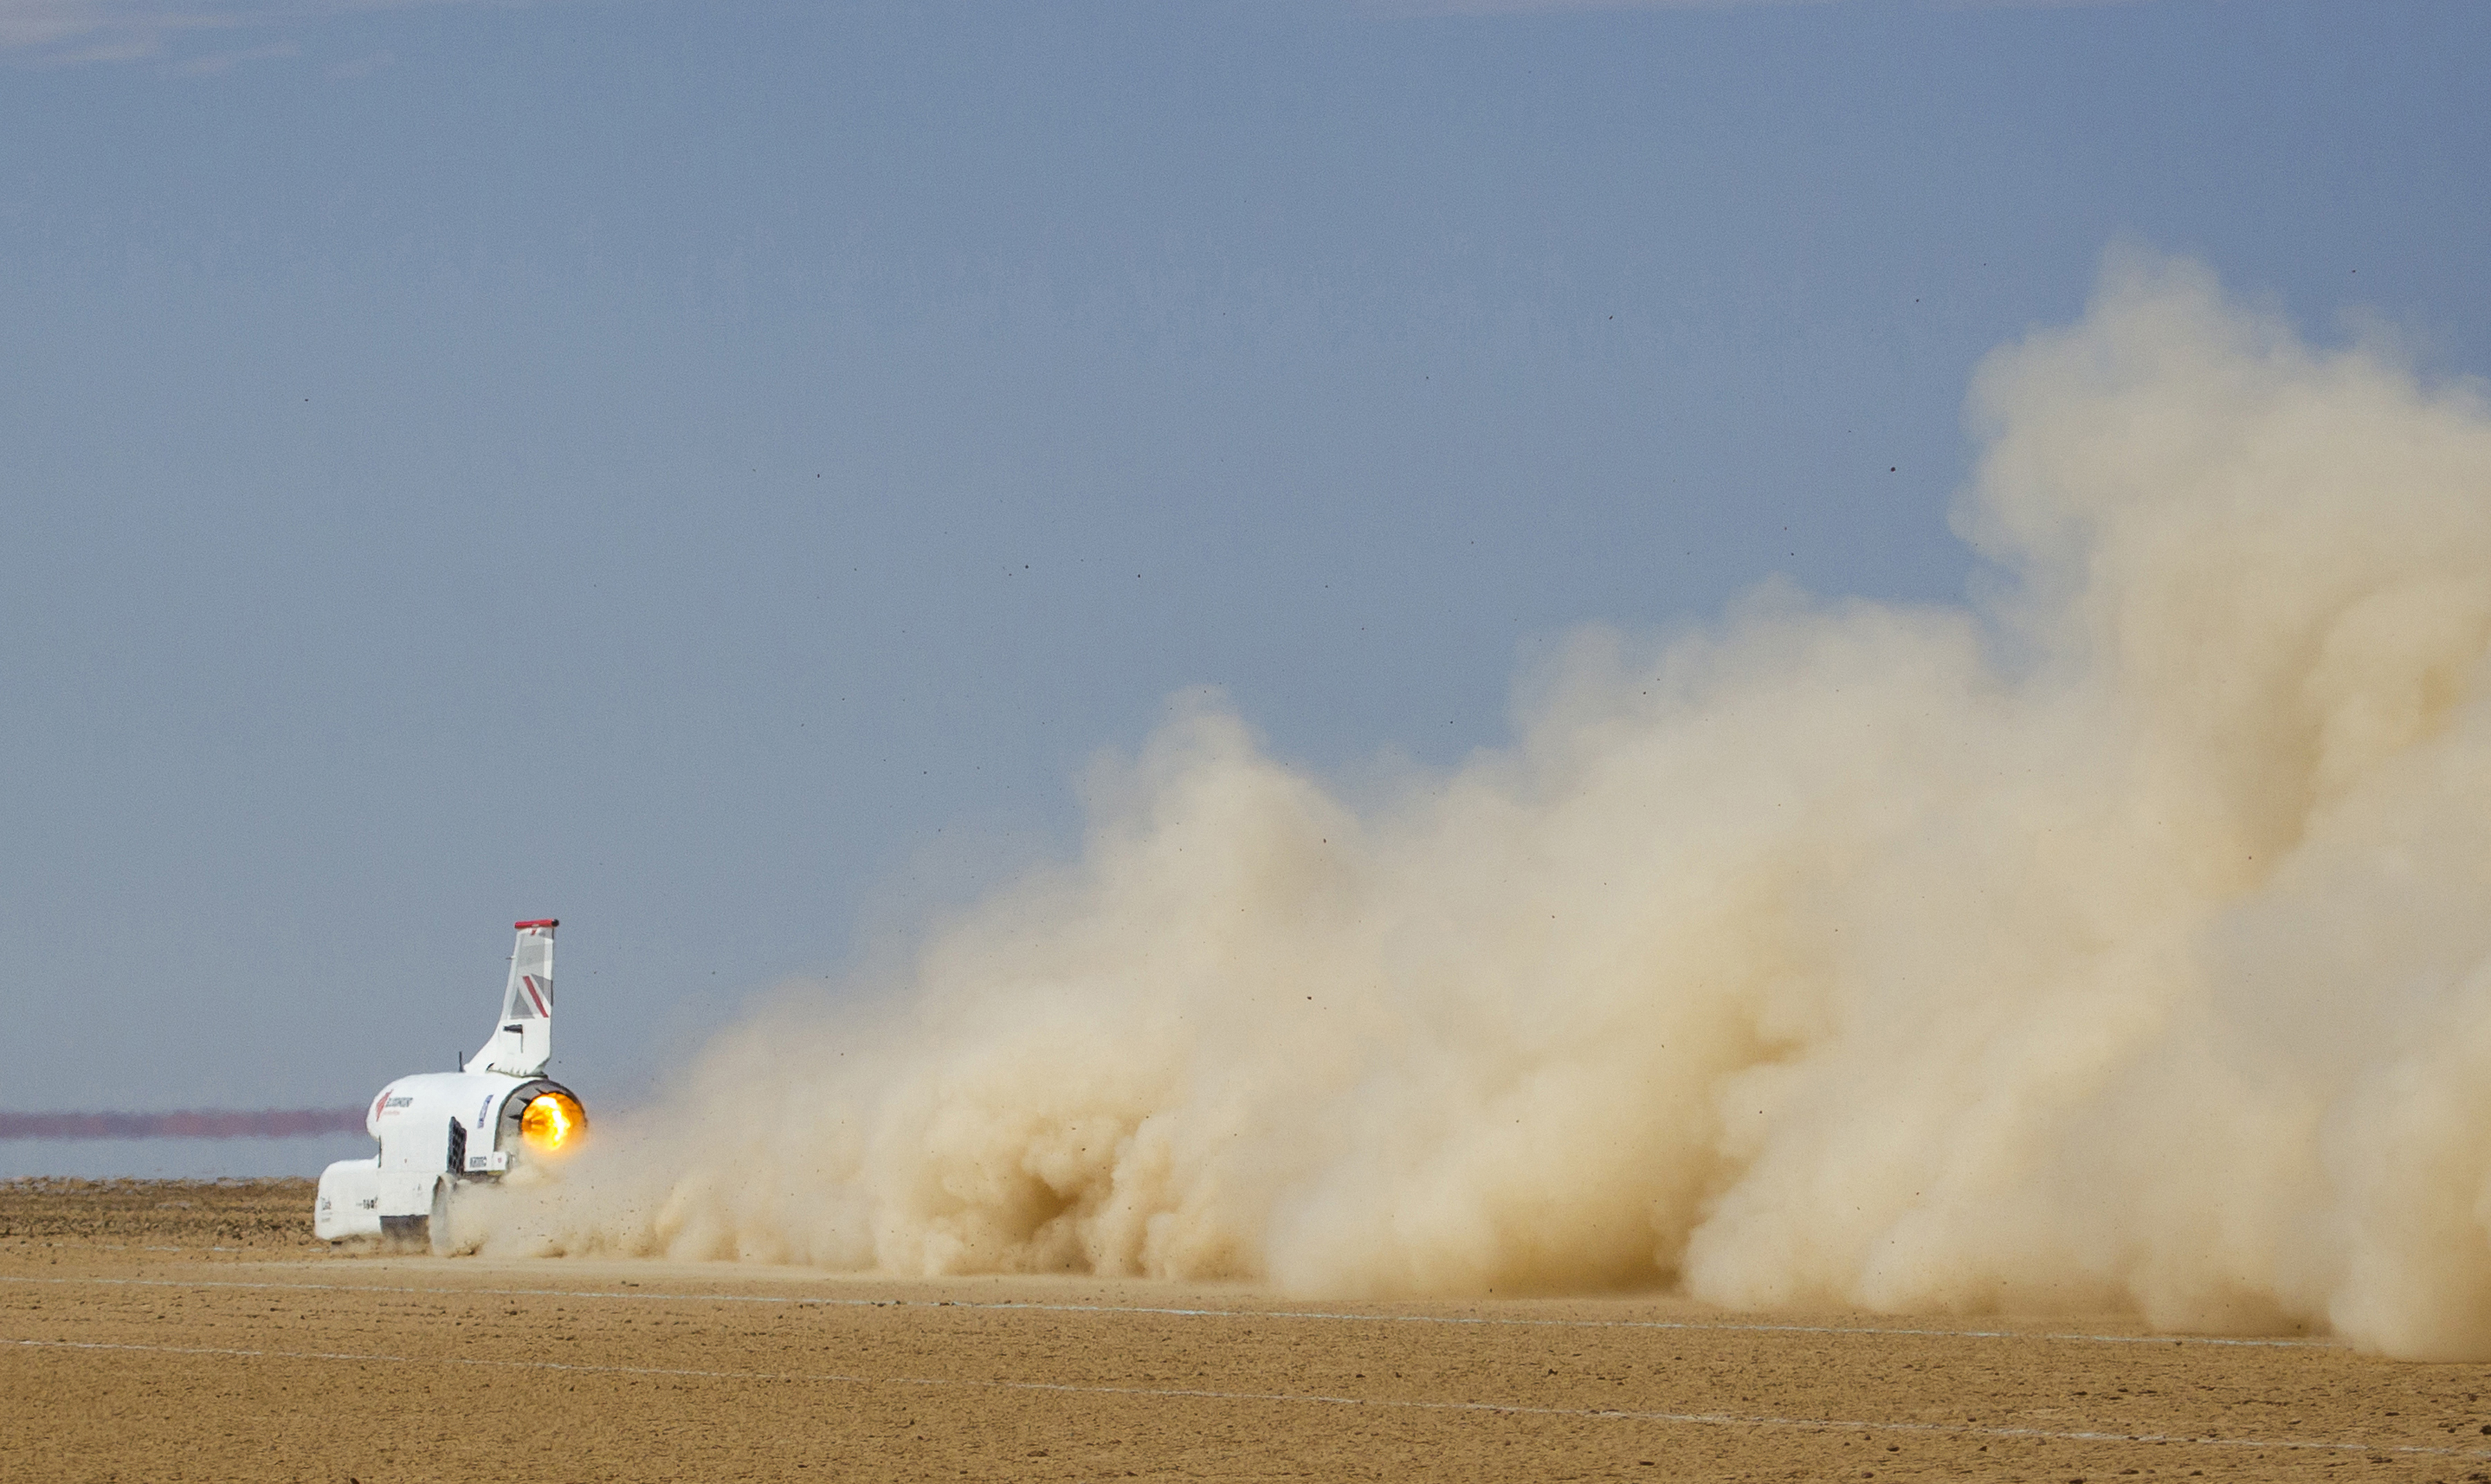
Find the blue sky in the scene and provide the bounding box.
[3,0,2486,1133]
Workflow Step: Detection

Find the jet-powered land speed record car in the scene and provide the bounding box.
[315,919,587,1252]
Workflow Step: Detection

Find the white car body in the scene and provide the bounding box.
[314,919,585,1249]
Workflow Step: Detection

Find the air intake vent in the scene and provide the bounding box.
[446,1118,467,1175]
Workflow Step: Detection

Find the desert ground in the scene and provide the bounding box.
[3,1180,2488,1482]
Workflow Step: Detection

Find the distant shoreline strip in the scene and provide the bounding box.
[0,1110,366,1140]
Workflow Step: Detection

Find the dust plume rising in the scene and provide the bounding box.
[479,251,2491,1358]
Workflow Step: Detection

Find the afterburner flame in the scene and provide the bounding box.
[520,1091,584,1155]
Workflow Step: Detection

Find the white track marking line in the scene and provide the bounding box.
[14,1241,242,1253]
[0,1274,2326,1349]
[0,1334,2470,1460]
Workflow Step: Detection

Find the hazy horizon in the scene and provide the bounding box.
[5,1,2486,1200]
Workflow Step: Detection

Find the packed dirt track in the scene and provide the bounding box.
[6,1180,2491,1482]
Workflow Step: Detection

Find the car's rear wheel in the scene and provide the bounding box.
[428,1176,456,1256]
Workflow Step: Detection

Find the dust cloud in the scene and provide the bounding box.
[475,250,2491,1359]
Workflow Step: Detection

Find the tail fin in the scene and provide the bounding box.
[471,919,557,1077]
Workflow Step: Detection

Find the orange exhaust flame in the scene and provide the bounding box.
[520,1091,585,1155]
